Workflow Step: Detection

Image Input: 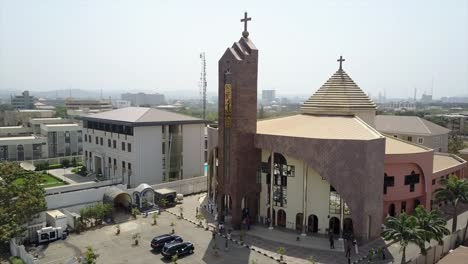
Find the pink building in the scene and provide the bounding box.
[383,136,466,218]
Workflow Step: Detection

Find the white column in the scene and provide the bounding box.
[269,151,274,230]
[340,197,344,237]
[301,162,308,236]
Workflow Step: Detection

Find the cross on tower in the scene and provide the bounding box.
[337,55,345,70]
[241,12,252,38]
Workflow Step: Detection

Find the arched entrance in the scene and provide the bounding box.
[277,209,286,228]
[343,218,354,238]
[307,214,318,233]
[389,203,396,217]
[329,217,340,235]
[267,208,276,226]
[103,187,132,212]
[295,213,303,231]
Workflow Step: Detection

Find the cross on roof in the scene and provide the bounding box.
[241,12,252,38]
[337,55,345,70]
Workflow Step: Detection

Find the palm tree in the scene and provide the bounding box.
[434,175,468,233]
[413,205,450,246]
[382,213,425,264]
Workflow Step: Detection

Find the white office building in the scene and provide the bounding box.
[81,107,206,187]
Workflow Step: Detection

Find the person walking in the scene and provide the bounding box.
[353,239,359,255]
[328,231,334,249]
[345,243,352,258]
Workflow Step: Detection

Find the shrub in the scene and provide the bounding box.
[71,157,77,167]
[48,164,63,169]
[61,158,70,168]
[9,256,25,264]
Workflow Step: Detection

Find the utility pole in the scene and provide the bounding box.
[199,52,207,120]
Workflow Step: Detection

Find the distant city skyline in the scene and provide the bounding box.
[0,0,467,99]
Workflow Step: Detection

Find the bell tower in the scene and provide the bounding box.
[216,12,260,229]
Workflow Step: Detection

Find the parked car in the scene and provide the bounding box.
[161,242,194,259]
[150,234,182,251]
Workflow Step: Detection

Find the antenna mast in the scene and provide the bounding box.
[199,52,207,120]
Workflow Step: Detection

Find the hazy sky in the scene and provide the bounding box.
[0,0,467,99]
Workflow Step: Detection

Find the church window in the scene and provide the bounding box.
[384,173,395,194]
[404,171,420,192]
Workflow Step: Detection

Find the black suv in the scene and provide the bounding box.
[161,242,194,258]
[150,234,182,251]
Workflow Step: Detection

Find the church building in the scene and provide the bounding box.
[207,13,466,240]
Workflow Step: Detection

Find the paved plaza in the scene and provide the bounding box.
[168,194,391,264]
[33,210,275,264]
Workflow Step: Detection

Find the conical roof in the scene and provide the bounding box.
[300,69,376,115]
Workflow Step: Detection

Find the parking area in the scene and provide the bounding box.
[34,211,276,264]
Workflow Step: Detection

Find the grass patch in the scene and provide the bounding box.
[9,256,25,264]
[13,171,67,188]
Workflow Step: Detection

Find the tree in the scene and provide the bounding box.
[276,247,286,261]
[413,205,450,246]
[82,246,99,264]
[381,213,425,264]
[448,134,464,154]
[258,104,265,119]
[0,162,46,248]
[434,175,468,233]
[55,105,68,118]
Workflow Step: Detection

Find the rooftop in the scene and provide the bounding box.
[44,123,79,127]
[433,153,466,173]
[256,114,382,140]
[375,115,450,136]
[300,69,376,115]
[31,117,63,121]
[0,125,23,129]
[0,135,44,141]
[83,107,206,126]
[385,136,430,154]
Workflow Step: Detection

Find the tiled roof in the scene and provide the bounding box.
[375,115,450,136]
[385,136,430,154]
[256,114,382,140]
[433,153,466,173]
[83,107,205,125]
[300,69,376,114]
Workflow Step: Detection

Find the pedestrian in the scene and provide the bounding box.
[212,231,216,240]
[329,231,334,249]
[345,243,351,258]
[353,239,359,255]
[196,207,199,215]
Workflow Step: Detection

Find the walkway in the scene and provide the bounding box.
[170,193,392,264]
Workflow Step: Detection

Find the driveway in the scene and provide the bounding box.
[36,212,276,264]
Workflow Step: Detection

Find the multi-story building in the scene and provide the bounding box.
[81,107,206,187]
[261,90,276,105]
[0,117,83,161]
[121,92,166,106]
[65,98,113,111]
[438,113,468,136]
[11,90,35,110]
[112,100,131,109]
[375,115,450,152]
[0,109,55,126]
